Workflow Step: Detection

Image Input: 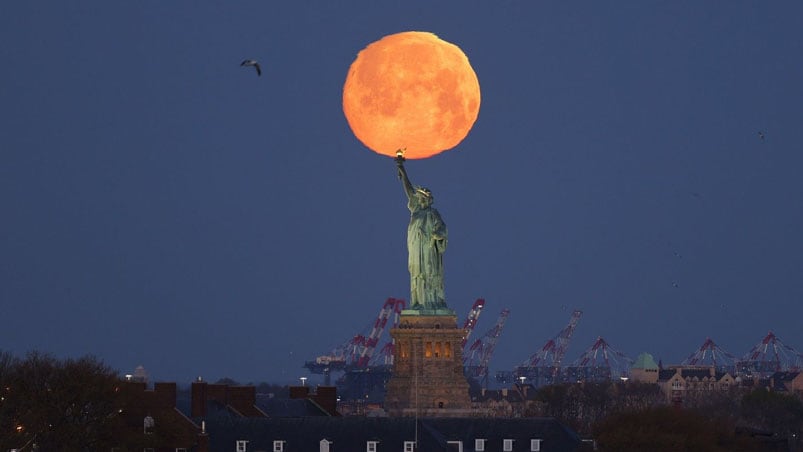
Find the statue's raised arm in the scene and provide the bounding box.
[395,149,415,201]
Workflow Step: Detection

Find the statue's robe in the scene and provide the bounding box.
[407,198,447,309]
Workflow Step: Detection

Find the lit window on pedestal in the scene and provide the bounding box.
[445,342,452,358]
[425,342,433,358]
[435,342,441,358]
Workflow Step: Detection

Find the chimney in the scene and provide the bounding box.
[312,386,338,416]
[289,386,311,399]
[191,381,208,418]
[154,382,177,408]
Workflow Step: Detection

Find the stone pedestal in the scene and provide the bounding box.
[384,312,472,417]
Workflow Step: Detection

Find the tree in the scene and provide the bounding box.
[740,389,803,440]
[593,406,761,452]
[0,350,126,451]
[531,381,663,435]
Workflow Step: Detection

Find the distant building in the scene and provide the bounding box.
[190,379,268,418]
[769,371,803,393]
[120,379,584,451]
[119,381,206,451]
[203,416,584,452]
[656,366,736,405]
[629,353,659,384]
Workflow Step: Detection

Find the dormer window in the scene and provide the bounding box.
[503,439,514,451]
[404,441,415,452]
[273,440,285,452]
[531,438,543,451]
[475,438,486,451]
[320,439,332,452]
[143,415,155,434]
[367,440,378,452]
[236,440,248,452]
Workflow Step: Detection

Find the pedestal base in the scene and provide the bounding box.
[384,313,471,417]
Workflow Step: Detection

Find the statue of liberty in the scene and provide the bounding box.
[395,150,448,310]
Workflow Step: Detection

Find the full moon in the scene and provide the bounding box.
[342,31,481,159]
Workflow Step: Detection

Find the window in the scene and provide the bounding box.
[367,441,378,452]
[446,440,463,451]
[425,342,433,358]
[475,438,486,451]
[531,438,542,451]
[401,341,410,359]
[236,440,248,452]
[273,440,285,452]
[444,342,452,358]
[404,441,416,452]
[503,439,514,451]
[143,415,155,434]
[435,342,441,358]
[320,439,331,452]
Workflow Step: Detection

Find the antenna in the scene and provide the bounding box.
[414,355,419,450]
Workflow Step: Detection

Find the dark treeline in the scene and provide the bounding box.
[1,350,124,450]
[0,350,294,451]
[526,381,803,451]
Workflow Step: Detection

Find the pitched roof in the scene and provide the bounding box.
[657,369,678,381]
[681,369,712,380]
[205,416,582,451]
[255,395,332,417]
[631,353,659,370]
[770,371,800,382]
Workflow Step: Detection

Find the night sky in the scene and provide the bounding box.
[3,2,803,385]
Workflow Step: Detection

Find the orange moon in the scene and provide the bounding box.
[342,31,481,159]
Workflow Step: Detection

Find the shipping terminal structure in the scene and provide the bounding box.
[304,298,803,403]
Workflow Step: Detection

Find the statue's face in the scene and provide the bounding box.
[416,192,433,207]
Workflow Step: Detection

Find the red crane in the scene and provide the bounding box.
[737,331,803,376]
[367,299,406,367]
[569,336,633,380]
[461,298,486,347]
[304,298,406,378]
[514,310,582,383]
[354,298,406,367]
[681,337,737,368]
[464,308,510,385]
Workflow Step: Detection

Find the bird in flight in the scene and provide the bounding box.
[241,59,262,76]
[758,131,765,141]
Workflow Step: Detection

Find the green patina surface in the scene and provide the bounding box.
[396,154,451,314]
[400,308,457,316]
[632,352,659,370]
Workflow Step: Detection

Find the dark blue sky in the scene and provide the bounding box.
[3,2,802,384]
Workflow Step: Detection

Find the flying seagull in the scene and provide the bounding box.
[758,131,765,141]
[241,59,261,76]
